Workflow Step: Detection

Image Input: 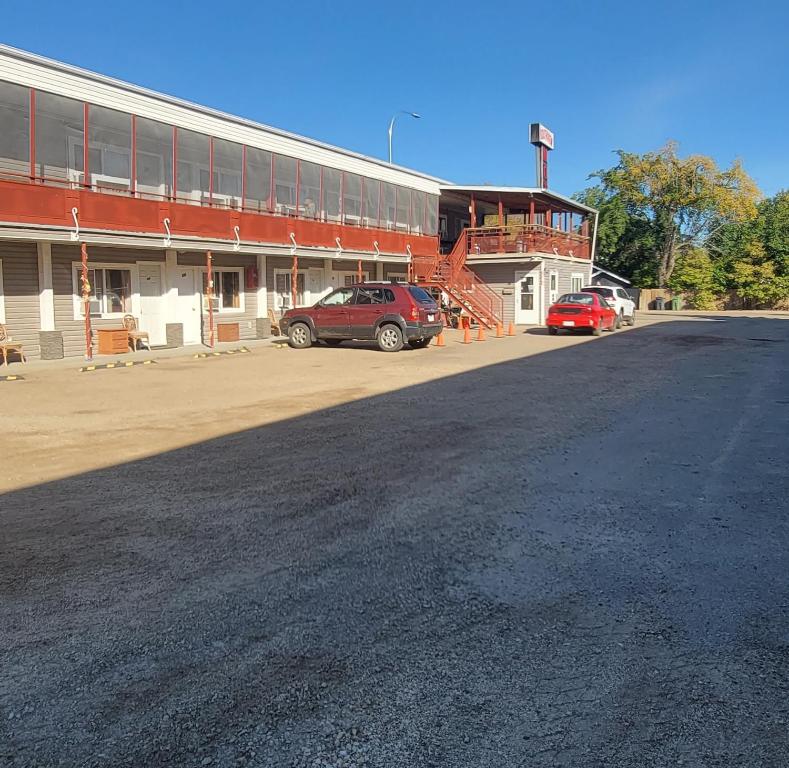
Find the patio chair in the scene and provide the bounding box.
[123,315,150,351]
[268,308,282,336]
[0,324,26,364]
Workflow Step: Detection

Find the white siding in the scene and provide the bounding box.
[0,241,40,358]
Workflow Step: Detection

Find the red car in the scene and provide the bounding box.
[546,292,617,336]
[280,282,443,352]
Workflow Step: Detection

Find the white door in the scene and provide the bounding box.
[138,262,166,346]
[515,269,540,324]
[548,270,559,306]
[172,267,201,344]
[307,268,326,304]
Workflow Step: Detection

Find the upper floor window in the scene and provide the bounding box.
[36,91,83,186]
[0,81,29,179]
[88,104,132,192]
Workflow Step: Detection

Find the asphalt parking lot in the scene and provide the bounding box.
[1,312,788,767]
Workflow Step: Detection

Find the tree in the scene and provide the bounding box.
[730,260,789,308]
[590,142,760,286]
[667,248,718,309]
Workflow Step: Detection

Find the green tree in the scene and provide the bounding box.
[730,260,789,308]
[667,248,718,309]
[589,142,760,286]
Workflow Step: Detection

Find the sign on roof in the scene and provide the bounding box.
[529,123,555,150]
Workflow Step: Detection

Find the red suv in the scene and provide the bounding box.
[280,282,443,352]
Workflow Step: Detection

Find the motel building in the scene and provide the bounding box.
[0,45,596,362]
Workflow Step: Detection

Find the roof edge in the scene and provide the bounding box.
[439,185,597,214]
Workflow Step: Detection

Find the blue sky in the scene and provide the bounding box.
[3,0,788,196]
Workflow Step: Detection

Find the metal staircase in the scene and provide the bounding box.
[413,229,504,329]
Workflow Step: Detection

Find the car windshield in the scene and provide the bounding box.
[557,293,594,305]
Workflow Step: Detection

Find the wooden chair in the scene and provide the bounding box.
[268,308,282,336]
[0,324,26,365]
[123,315,150,351]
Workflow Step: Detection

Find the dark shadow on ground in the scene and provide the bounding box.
[2,317,789,767]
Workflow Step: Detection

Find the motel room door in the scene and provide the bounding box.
[138,262,167,346]
[514,268,540,325]
[172,267,202,345]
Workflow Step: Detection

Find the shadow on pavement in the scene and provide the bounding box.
[2,316,788,767]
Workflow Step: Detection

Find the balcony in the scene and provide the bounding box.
[466,223,591,260]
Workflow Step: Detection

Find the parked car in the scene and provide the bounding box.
[546,292,617,336]
[581,285,636,327]
[280,282,443,352]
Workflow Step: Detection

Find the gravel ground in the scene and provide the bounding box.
[1,315,788,767]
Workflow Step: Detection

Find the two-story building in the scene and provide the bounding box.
[0,45,596,361]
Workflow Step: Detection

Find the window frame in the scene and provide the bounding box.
[71,261,139,319]
[199,266,245,313]
[0,258,5,323]
[570,273,584,293]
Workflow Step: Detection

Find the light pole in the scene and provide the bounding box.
[388,110,421,164]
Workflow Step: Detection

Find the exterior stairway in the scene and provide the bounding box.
[413,229,504,329]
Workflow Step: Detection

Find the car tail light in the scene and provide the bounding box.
[409,303,419,320]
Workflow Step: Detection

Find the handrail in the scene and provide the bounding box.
[466,223,591,259]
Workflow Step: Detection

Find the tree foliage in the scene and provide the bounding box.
[667,248,718,309]
[579,142,761,287]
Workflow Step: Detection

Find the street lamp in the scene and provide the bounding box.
[388,110,421,164]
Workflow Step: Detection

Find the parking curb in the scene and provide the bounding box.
[79,360,158,373]
[0,374,24,382]
[192,347,250,359]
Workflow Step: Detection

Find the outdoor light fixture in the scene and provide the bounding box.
[388,111,421,164]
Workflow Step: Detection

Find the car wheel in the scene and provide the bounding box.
[324,339,342,346]
[409,338,431,349]
[288,322,312,349]
[548,326,558,335]
[592,319,603,336]
[615,311,623,329]
[628,312,636,326]
[377,323,404,352]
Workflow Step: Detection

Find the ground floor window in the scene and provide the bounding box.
[0,259,5,323]
[339,271,370,287]
[202,268,242,312]
[571,273,584,293]
[73,265,132,316]
[274,269,306,311]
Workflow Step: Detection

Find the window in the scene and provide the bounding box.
[383,288,395,303]
[299,161,320,218]
[571,273,584,293]
[212,139,243,208]
[273,154,297,213]
[322,167,342,222]
[176,129,210,204]
[558,293,594,305]
[354,287,385,304]
[202,269,242,312]
[274,270,305,310]
[340,271,369,286]
[408,286,435,303]
[245,146,272,212]
[343,173,362,224]
[411,191,426,235]
[322,288,354,306]
[0,81,29,179]
[381,182,396,229]
[73,266,132,316]
[549,272,558,292]
[395,186,410,231]
[36,91,84,185]
[438,215,448,237]
[136,116,172,199]
[0,258,5,323]
[87,104,132,191]
[426,194,438,236]
[362,177,380,227]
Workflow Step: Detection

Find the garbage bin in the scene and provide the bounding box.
[670,296,683,311]
[654,296,665,310]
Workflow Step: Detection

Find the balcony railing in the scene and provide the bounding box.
[466,224,590,260]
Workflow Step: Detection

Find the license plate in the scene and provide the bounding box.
[562,320,575,326]
[427,314,435,322]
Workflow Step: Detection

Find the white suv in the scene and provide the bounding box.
[581,286,636,327]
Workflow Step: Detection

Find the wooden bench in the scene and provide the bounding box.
[0,324,26,365]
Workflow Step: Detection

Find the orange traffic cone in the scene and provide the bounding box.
[435,331,445,347]
[496,323,504,338]
[507,322,516,336]
[476,324,486,341]
[463,326,471,344]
